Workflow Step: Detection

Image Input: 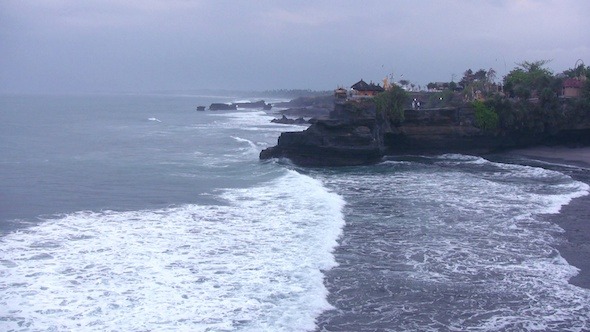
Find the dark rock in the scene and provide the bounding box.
[234,100,271,109]
[271,115,293,124]
[279,107,331,119]
[385,107,590,155]
[273,95,334,108]
[274,95,333,118]
[271,115,310,125]
[209,103,237,111]
[261,99,590,167]
[295,117,308,124]
[260,101,385,166]
[384,107,489,155]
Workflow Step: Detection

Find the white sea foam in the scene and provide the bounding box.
[0,170,345,331]
[316,157,590,330]
[231,136,260,156]
[209,110,308,133]
[436,153,488,164]
[147,117,161,122]
[435,154,590,214]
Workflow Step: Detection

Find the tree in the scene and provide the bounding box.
[459,68,499,100]
[486,68,497,83]
[485,68,497,93]
[563,63,589,79]
[503,60,555,99]
[449,81,458,91]
[460,69,474,87]
[473,69,487,81]
[473,100,499,132]
[375,85,408,124]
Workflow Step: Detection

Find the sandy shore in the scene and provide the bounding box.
[508,146,590,289]
[509,146,590,167]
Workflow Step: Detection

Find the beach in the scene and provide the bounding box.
[510,146,590,289]
[510,146,590,167]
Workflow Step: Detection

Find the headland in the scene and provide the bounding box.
[260,63,590,166]
[260,96,590,166]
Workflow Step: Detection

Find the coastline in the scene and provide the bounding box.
[507,146,590,289]
[509,146,590,168]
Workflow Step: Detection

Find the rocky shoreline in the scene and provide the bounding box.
[264,96,590,290]
[261,99,590,167]
[261,100,386,166]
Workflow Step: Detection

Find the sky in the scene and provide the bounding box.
[1,0,589,94]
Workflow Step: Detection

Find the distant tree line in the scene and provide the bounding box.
[259,89,332,99]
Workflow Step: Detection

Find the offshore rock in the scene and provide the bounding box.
[209,103,237,111]
[271,115,309,125]
[234,100,272,109]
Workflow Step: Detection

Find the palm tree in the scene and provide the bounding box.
[486,68,497,93]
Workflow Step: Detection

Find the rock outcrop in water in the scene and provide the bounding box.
[234,100,272,110]
[260,100,388,166]
[270,115,309,125]
[208,100,272,111]
[209,103,237,111]
[260,98,590,166]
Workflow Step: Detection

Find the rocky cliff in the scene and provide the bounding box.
[260,100,386,166]
[260,99,590,166]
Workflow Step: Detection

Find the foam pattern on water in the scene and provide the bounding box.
[0,170,344,331]
[186,110,306,169]
[315,155,590,331]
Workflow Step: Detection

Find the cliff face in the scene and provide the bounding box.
[260,101,386,166]
[385,107,484,154]
[260,100,590,166]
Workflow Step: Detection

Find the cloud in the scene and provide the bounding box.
[259,5,348,28]
[1,0,589,93]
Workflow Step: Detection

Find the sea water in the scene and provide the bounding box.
[314,156,590,331]
[1,94,589,331]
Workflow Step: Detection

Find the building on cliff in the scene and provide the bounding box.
[350,79,385,98]
[561,77,584,98]
[334,87,348,101]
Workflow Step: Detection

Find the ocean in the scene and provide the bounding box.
[1,94,589,331]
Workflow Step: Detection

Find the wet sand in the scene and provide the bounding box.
[510,146,590,167]
[509,146,590,289]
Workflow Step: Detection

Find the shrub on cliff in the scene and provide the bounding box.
[486,97,552,134]
[375,85,408,125]
[473,100,499,132]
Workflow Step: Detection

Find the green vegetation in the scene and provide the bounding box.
[460,68,498,101]
[473,100,499,132]
[503,60,559,100]
[375,85,408,124]
[423,59,590,135]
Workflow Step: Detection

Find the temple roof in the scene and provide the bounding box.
[351,79,385,92]
[563,78,584,88]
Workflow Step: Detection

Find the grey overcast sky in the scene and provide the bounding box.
[1,0,589,94]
